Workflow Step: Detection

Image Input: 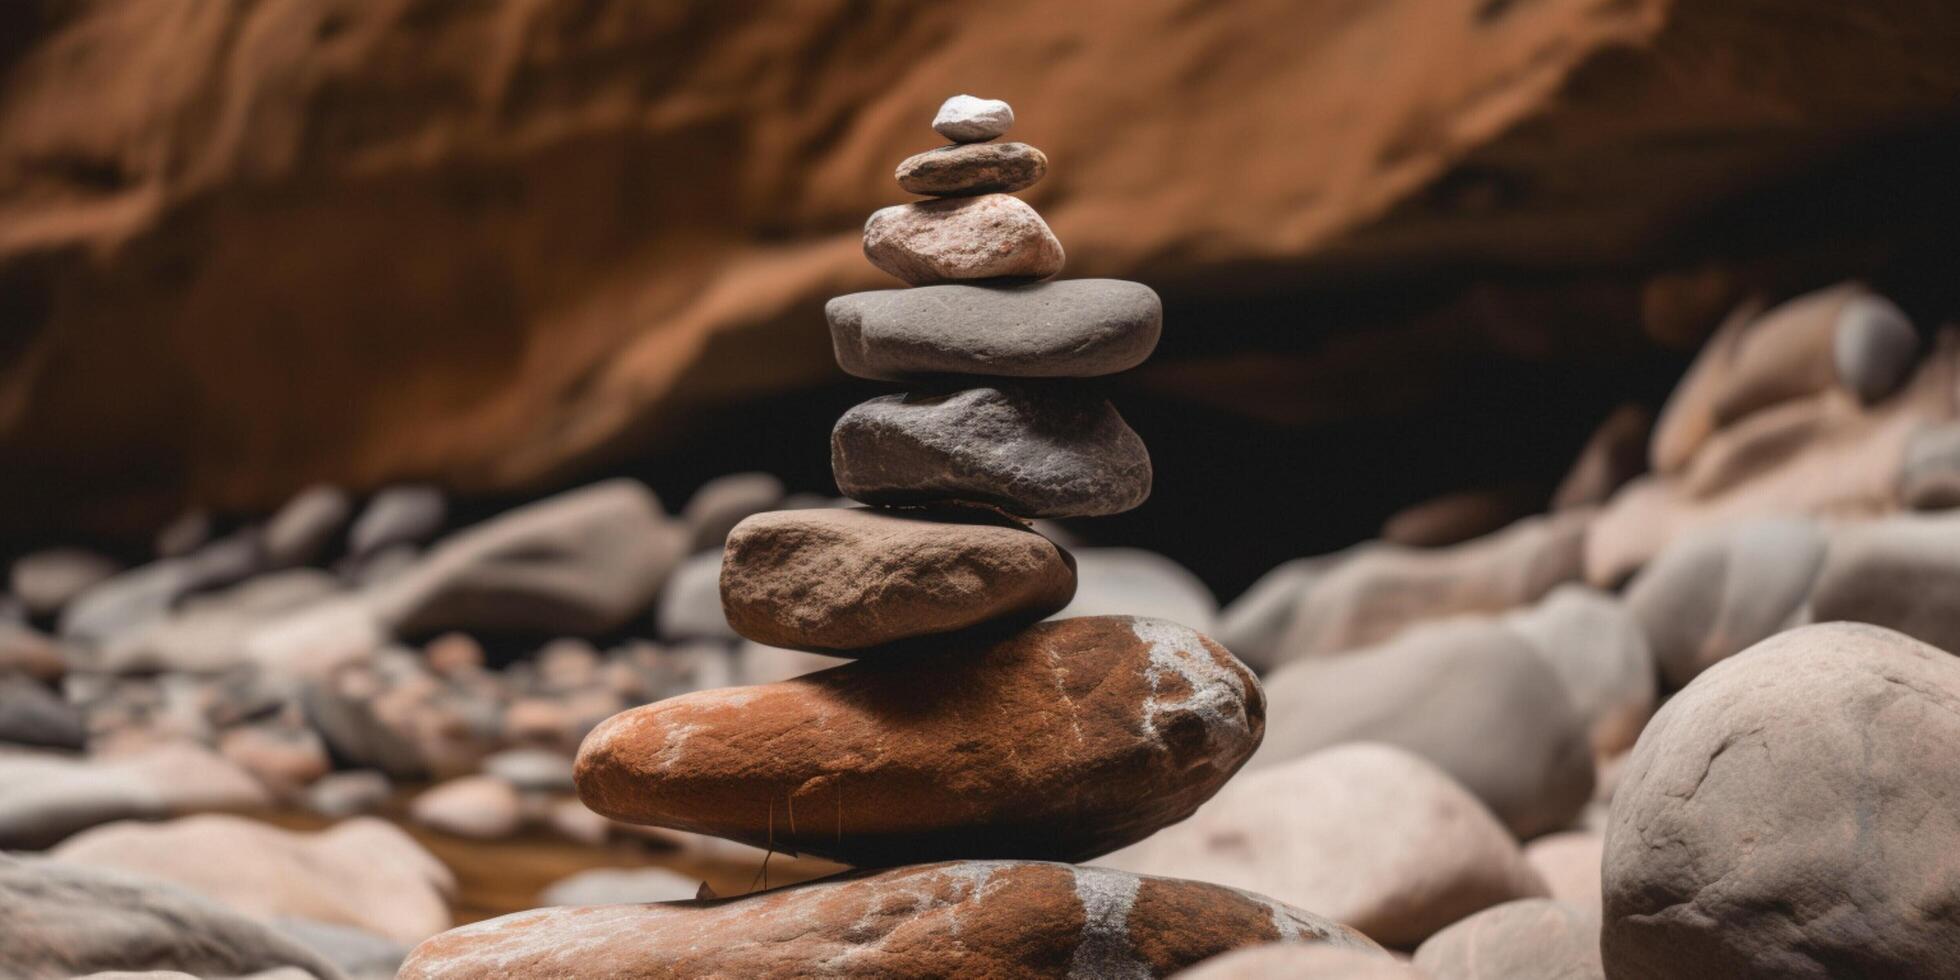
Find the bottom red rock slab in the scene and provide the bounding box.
[398,861,1382,979]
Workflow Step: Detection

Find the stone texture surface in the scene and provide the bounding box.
[655,551,737,641]
[1602,623,1960,979]
[401,861,1378,979]
[0,674,86,749]
[10,548,120,616]
[263,484,352,569]
[1110,743,1547,948]
[1623,516,1824,689]
[1174,944,1422,979]
[1586,331,1958,586]
[0,745,271,849]
[1255,618,1594,839]
[0,855,341,980]
[720,507,1076,652]
[1808,512,1960,655]
[1525,831,1604,914]
[367,479,687,637]
[1414,898,1604,979]
[1504,585,1655,754]
[1276,512,1590,662]
[348,485,448,558]
[410,775,523,841]
[827,279,1161,381]
[863,194,1064,285]
[576,615,1263,866]
[897,141,1048,196]
[1901,420,1960,509]
[272,917,412,980]
[51,814,454,945]
[832,385,1151,518]
[4,2,1959,535]
[932,94,1015,142]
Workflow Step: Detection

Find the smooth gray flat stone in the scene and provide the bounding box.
[828,279,1160,381]
[831,384,1151,518]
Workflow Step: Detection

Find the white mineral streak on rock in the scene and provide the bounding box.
[1130,617,1249,761]
[1045,644,1089,748]
[1069,866,1151,980]
[824,863,1005,969]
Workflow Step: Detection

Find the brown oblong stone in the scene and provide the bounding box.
[399,860,1382,979]
[862,194,1064,286]
[896,141,1048,196]
[720,507,1076,653]
[574,615,1264,867]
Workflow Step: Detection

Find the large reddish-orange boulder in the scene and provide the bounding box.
[399,861,1382,979]
[575,615,1264,866]
[719,507,1076,652]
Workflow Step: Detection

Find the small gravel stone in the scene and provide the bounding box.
[931,94,1014,142]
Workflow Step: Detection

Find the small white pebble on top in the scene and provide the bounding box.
[933,95,1013,143]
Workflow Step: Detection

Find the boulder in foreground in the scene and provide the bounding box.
[1602,623,1960,979]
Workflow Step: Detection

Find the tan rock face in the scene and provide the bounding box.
[1108,743,1547,948]
[720,507,1077,652]
[862,194,1064,285]
[896,141,1049,196]
[575,615,1264,866]
[399,861,1380,979]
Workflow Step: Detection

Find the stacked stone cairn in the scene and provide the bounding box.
[401,96,1382,978]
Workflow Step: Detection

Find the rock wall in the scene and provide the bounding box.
[2,0,1957,557]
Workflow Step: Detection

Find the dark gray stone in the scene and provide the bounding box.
[348,485,447,558]
[831,385,1151,518]
[0,855,341,980]
[895,141,1047,196]
[1832,293,1918,403]
[827,279,1160,381]
[0,675,85,750]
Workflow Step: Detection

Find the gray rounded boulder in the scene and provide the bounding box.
[1602,622,1960,978]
